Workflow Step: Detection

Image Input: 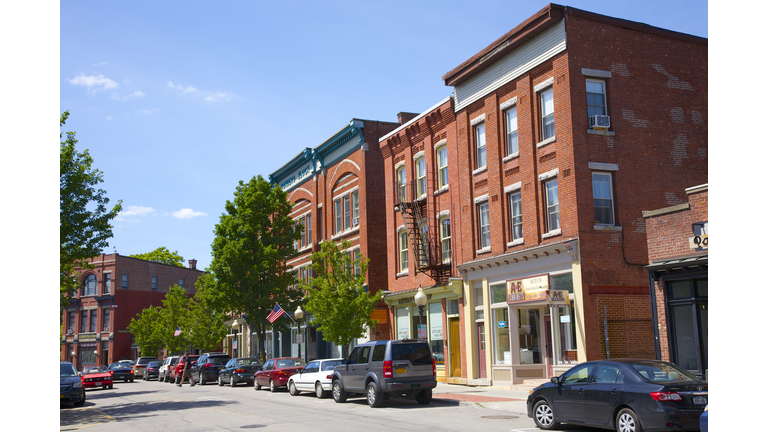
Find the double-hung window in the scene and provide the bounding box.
[122,274,128,289]
[440,217,451,263]
[334,199,342,234]
[478,202,490,249]
[334,191,359,234]
[505,106,518,156]
[343,195,351,231]
[398,230,409,273]
[545,179,560,232]
[415,157,426,197]
[83,274,97,296]
[90,310,97,332]
[509,192,523,241]
[586,80,607,118]
[81,311,88,333]
[179,278,185,289]
[396,166,407,202]
[103,309,110,332]
[151,276,158,291]
[104,273,111,294]
[351,192,358,227]
[68,312,75,333]
[540,88,555,140]
[592,172,614,225]
[475,123,486,169]
[298,213,312,249]
[436,145,448,189]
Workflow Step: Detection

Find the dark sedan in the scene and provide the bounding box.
[218,357,263,387]
[61,362,85,407]
[527,359,707,432]
[108,362,135,382]
[143,361,162,380]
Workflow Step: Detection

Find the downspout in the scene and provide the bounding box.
[648,271,661,360]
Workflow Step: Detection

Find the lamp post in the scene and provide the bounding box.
[414,286,427,340]
[294,306,304,361]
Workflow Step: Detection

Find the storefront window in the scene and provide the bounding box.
[429,303,444,365]
[493,308,510,364]
[551,272,573,293]
[518,308,541,364]
[491,284,506,304]
[556,303,578,365]
[396,307,409,340]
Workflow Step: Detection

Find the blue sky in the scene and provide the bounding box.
[55,1,709,272]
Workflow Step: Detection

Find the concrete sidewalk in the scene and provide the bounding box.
[431,382,531,415]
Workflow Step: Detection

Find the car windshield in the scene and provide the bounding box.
[391,343,433,365]
[629,361,701,382]
[208,355,230,363]
[148,361,162,367]
[237,358,261,366]
[138,358,154,364]
[322,360,343,371]
[276,359,305,368]
[61,364,79,377]
[110,363,131,370]
[84,366,107,374]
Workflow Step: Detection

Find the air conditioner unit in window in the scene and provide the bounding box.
[352,217,359,226]
[589,115,610,130]
[66,329,73,335]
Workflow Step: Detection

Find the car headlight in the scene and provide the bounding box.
[72,381,82,389]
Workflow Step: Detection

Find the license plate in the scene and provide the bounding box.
[95,382,102,386]
[395,368,406,374]
[693,396,707,405]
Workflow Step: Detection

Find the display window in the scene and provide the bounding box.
[518,308,541,364]
[493,308,511,364]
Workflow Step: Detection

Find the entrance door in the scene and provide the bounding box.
[477,323,486,379]
[449,318,461,377]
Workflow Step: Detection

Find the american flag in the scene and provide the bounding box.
[266,304,286,323]
[174,326,182,337]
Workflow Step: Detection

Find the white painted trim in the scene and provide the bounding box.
[332,185,359,201]
[499,96,517,111]
[685,183,708,194]
[536,136,556,148]
[502,152,519,162]
[476,247,492,255]
[588,162,619,171]
[504,182,522,194]
[394,160,405,170]
[534,77,554,93]
[472,166,488,176]
[542,229,561,239]
[412,151,425,160]
[538,168,559,181]
[582,68,612,78]
[433,139,447,150]
[397,225,406,232]
[507,238,524,247]
[436,210,450,219]
[474,194,489,204]
[434,185,449,196]
[379,96,452,142]
[470,114,486,126]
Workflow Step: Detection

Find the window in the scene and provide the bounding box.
[83,274,97,296]
[398,230,409,273]
[586,79,606,117]
[545,179,560,232]
[179,278,185,289]
[439,217,451,263]
[343,195,351,231]
[474,123,486,169]
[90,310,97,333]
[415,157,426,197]
[509,192,522,240]
[103,309,110,332]
[122,274,128,289]
[297,213,312,249]
[429,302,444,365]
[540,88,555,140]
[493,307,510,364]
[104,273,111,294]
[68,312,75,333]
[353,249,361,275]
[334,191,359,234]
[562,363,595,384]
[436,145,448,189]
[151,276,158,291]
[334,199,342,234]
[396,166,407,202]
[505,106,518,156]
[351,192,359,227]
[592,172,614,225]
[478,202,490,249]
[81,311,88,333]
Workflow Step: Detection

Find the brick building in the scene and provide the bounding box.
[61,254,205,369]
[420,4,708,386]
[644,184,707,377]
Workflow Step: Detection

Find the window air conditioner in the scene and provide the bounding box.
[352,217,359,226]
[589,115,610,130]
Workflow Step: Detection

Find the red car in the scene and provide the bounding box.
[80,365,114,390]
[170,355,200,383]
[254,357,306,392]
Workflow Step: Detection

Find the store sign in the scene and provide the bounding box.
[689,221,708,251]
[431,326,443,340]
[79,333,97,341]
[507,274,549,304]
[498,321,506,328]
[547,290,569,307]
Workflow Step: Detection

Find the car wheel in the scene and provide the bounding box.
[315,382,326,398]
[74,393,86,407]
[367,382,383,407]
[130,379,134,383]
[269,379,277,393]
[218,375,223,386]
[415,389,432,405]
[617,408,643,432]
[230,376,236,388]
[533,400,560,430]
[254,379,261,391]
[109,385,113,389]
[289,381,299,396]
[199,374,206,386]
[332,380,347,403]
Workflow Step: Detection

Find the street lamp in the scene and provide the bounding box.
[414,286,427,340]
[294,306,304,361]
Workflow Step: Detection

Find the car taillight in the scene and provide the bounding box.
[235,369,247,374]
[326,374,333,379]
[109,371,114,375]
[650,391,682,401]
[432,358,436,376]
[383,361,392,378]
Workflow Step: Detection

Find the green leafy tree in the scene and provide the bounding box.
[300,239,383,355]
[130,247,185,267]
[128,306,166,357]
[60,111,122,308]
[159,286,193,354]
[187,274,229,352]
[207,176,303,359]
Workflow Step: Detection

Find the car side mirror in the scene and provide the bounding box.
[551,376,560,385]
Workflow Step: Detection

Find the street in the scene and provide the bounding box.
[59,380,603,432]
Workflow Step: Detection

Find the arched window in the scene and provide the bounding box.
[83,274,97,296]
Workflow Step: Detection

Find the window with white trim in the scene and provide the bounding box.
[474,123,486,169]
[592,172,614,225]
[505,106,518,156]
[83,274,97,296]
[102,309,110,332]
[396,166,407,202]
[296,212,312,249]
[104,273,111,294]
[440,216,451,263]
[81,310,88,333]
[90,309,97,332]
[333,191,359,234]
[478,202,490,249]
[415,156,426,197]
[545,179,560,232]
[398,230,409,273]
[540,88,555,140]
[586,79,607,118]
[436,145,448,189]
[509,191,523,241]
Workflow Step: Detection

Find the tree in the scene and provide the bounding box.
[300,239,383,355]
[127,306,165,357]
[187,274,229,352]
[60,111,122,308]
[130,247,185,267]
[207,176,303,359]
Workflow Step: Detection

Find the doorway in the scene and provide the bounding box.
[477,323,486,378]
[449,318,461,377]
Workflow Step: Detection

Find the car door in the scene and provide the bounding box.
[221,359,234,381]
[344,348,363,391]
[258,360,274,386]
[553,363,595,423]
[585,364,625,425]
[352,345,372,390]
[297,361,319,391]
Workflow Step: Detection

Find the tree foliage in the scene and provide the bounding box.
[207,176,303,359]
[130,247,185,267]
[128,306,165,357]
[60,111,122,308]
[300,239,383,354]
[159,286,193,354]
[187,274,229,352]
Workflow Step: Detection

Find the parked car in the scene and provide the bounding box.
[700,405,708,432]
[133,356,156,378]
[118,359,135,367]
[331,339,436,408]
[254,357,306,392]
[218,357,263,387]
[196,352,231,385]
[288,358,344,398]
[171,355,200,383]
[81,365,113,390]
[527,359,707,432]
[60,362,86,407]
[143,361,162,381]
[108,362,135,382]
[159,356,180,383]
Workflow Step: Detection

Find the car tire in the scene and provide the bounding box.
[254,379,261,391]
[109,385,113,389]
[130,379,134,383]
[315,382,326,398]
[367,382,383,408]
[218,375,223,386]
[269,379,277,393]
[289,381,299,396]
[74,393,86,407]
[332,380,347,403]
[533,399,560,430]
[230,376,236,388]
[616,408,643,432]
[200,375,206,386]
[415,388,432,405]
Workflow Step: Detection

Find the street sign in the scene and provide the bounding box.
[296,334,303,344]
[417,324,427,339]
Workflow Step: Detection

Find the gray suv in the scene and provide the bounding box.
[331,339,436,407]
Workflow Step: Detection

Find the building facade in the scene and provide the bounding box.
[644,184,707,378]
[435,4,707,386]
[61,254,205,369]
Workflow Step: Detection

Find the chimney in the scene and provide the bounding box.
[188,259,197,270]
[397,112,419,125]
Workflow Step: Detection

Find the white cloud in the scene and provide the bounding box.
[172,208,207,219]
[106,116,113,120]
[67,74,118,95]
[168,81,234,102]
[119,205,155,217]
[112,90,145,100]
[134,108,159,115]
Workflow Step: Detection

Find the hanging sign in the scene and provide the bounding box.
[547,290,569,307]
[508,274,549,304]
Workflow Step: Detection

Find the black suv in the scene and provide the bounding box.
[196,352,231,385]
[331,339,436,407]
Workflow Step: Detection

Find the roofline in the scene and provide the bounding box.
[378,96,452,143]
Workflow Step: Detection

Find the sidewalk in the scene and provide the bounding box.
[431,382,531,415]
